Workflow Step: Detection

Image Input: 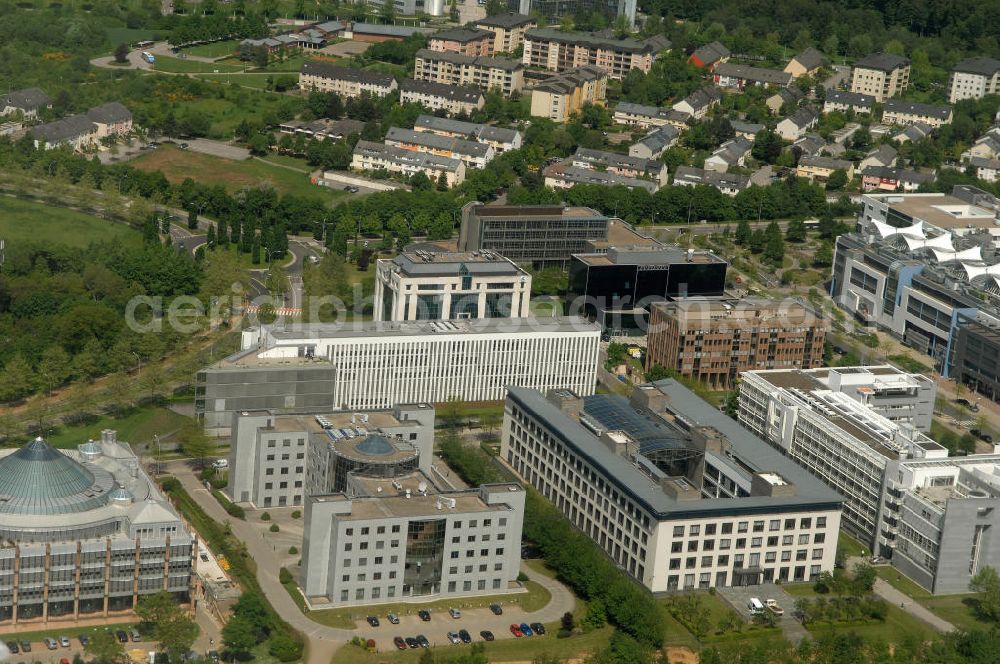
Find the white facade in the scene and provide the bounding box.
[501,384,842,592]
[374,251,531,322]
[241,319,600,411]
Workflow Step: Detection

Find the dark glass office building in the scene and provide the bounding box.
[568,245,728,333]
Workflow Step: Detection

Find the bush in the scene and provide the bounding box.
[212,490,245,519]
[517,571,529,583]
[288,546,298,555]
[291,510,301,519]
[267,632,304,662]
[269,523,280,533]
[279,567,293,585]
[261,512,271,521]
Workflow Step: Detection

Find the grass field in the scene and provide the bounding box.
[195,72,276,90]
[805,602,937,644]
[43,405,193,450]
[922,594,990,632]
[0,196,141,248]
[105,27,160,47]
[329,625,614,664]
[130,145,343,202]
[182,39,241,58]
[153,56,245,74]
[259,154,314,172]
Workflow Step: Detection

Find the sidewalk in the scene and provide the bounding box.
[846,557,955,634]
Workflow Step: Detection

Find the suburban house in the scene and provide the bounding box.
[860,165,934,192]
[399,79,485,115]
[429,27,496,57]
[796,154,854,182]
[672,86,722,119]
[1,87,51,120]
[859,144,898,171]
[850,52,910,101]
[673,165,749,195]
[969,156,1000,182]
[962,127,1000,162]
[776,106,819,140]
[86,102,133,139]
[529,66,607,122]
[882,99,953,128]
[703,136,752,173]
[713,63,792,90]
[688,41,730,71]
[895,122,933,143]
[730,120,764,140]
[948,57,1000,103]
[29,115,97,150]
[613,102,689,130]
[784,48,826,78]
[571,147,668,185]
[823,89,875,115]
[544,163,658,192]
[628,125,679,160]
[278,118,366,141]
[299,60,397,97]
[766,86,804,115]
[474,13,536,54]
[793,134,826,157]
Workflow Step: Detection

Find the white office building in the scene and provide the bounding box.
[738,369,948,550]
[501,382,843,591]
[374,250,531,322]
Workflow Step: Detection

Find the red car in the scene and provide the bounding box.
[393,637,406,650]
[509,623,523,637]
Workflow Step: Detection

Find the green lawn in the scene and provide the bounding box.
[195,72,276,90]
[922,594,991,632]
[838,530,869,559]
[876,566,932,600]
[183,39,241,58]
[130,145,344,202]
[805,602,937,644]
[259,153,314,172]
[0,195,141,248]
[303,581,550,630]
[153,56,245,73]
[43,405,193,450]
[105,27,160,47]
[329,626,614,664]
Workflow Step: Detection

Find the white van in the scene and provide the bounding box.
[212,459,228,469]
[747,597,765,615]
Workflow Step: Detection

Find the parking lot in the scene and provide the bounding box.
[717,582,794,621]
[351,603,550,653]
[0,628,157,663]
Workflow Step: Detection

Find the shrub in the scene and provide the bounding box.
[517,571,529,583]
[279,567,293,585]
[269,523,280,533]
[261,512,271,521]
[288,546,298,555]
[291,510,301,519]
[268,632,304,662]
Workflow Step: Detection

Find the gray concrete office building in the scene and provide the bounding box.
[228,404,436,508]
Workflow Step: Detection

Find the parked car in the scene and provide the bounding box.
[520,623,533,637]
[489,603,503,615]
[207,651,219,662]
[44,639,58,651]
[404,637,419,649]
[387,613,400,625]
[446,632,461,645]
[956,398,979,411]
[765,599,784,616]
[60,659,70,664]
[19,641,30,652]
[393,637,406,650]
[480,630,494,642]
[365,616,379,627]
[509,624,523,638]
[78,636,89,647]
[116,631,129,644]
[530,623,546,635]
[415,635,429,648]
[458,629,471,644]
[60,636,71,647]
[129,630,141,642]
[6,642,18,654]
[418,609,431,622]
[448,608,461,619]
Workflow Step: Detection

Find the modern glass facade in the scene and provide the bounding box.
[403,518,446,596]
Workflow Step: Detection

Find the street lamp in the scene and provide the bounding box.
[131,351,142,377]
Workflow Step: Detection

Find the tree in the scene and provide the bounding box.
[254,45,269,69]
[222,615,257,656]
[970,566,1000,622]
[813,241,833,267]
[485,0,505,17]
[178,422,217,468]
[266,264,290,297]
[114,43,130,64]
[735,218,752,245]
[645,364,677,382]
[763,220,785,264]
[156,613,198,663]
[139,364,168,401]
[85,629,125,664]
[38,345,72,394]
[785,219,807,242]
[436,171,449,191]
[187,207,198,230]
[380,0,396,22]
[448,0,459,21]
[826,168,849,191]
[136,590,181,626]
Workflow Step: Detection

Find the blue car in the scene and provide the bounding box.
[519,623,533,637]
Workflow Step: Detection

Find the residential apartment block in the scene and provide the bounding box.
[222,318,600,410]
[351,139,465,187]
[474,13,536,53]
[429,27,495,56]
[948,57,1000,103]
[796,155,855,183]
[29,102,132,151]
[645,297,826,389]
[613,102,689,130]
[530,65,607,122]
[861,166,934,192]
[739,369,947,550]
[373,250,531,322]
[413,114,522,153]
[850,53,910,101]
[414,49,524,96]
[570,147,668,184]
[713,63,792,90]
[882,99,953,128]
[672,166,749,196]
[298,60,397,97]
[544,163,658,192]
[228,404,436,508]
[399,79,484,115]
[514,0,638,29]
[522,28,668,81]
[501,383,843,591]
[823,89,875,115]
[384,126,495,169]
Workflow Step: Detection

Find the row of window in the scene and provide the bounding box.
[671,516,827,538]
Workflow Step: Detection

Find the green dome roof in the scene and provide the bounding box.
[0,438,113,515]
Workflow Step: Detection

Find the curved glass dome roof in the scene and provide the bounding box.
[355,434,396,456]
[0,438,113,515]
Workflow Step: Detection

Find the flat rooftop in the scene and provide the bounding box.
[314,484,521,520]
[470,204,606,220]
[388,250,526,277]
[871,193,998,230]
[261,317,600,341]
[573,245,725,266]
